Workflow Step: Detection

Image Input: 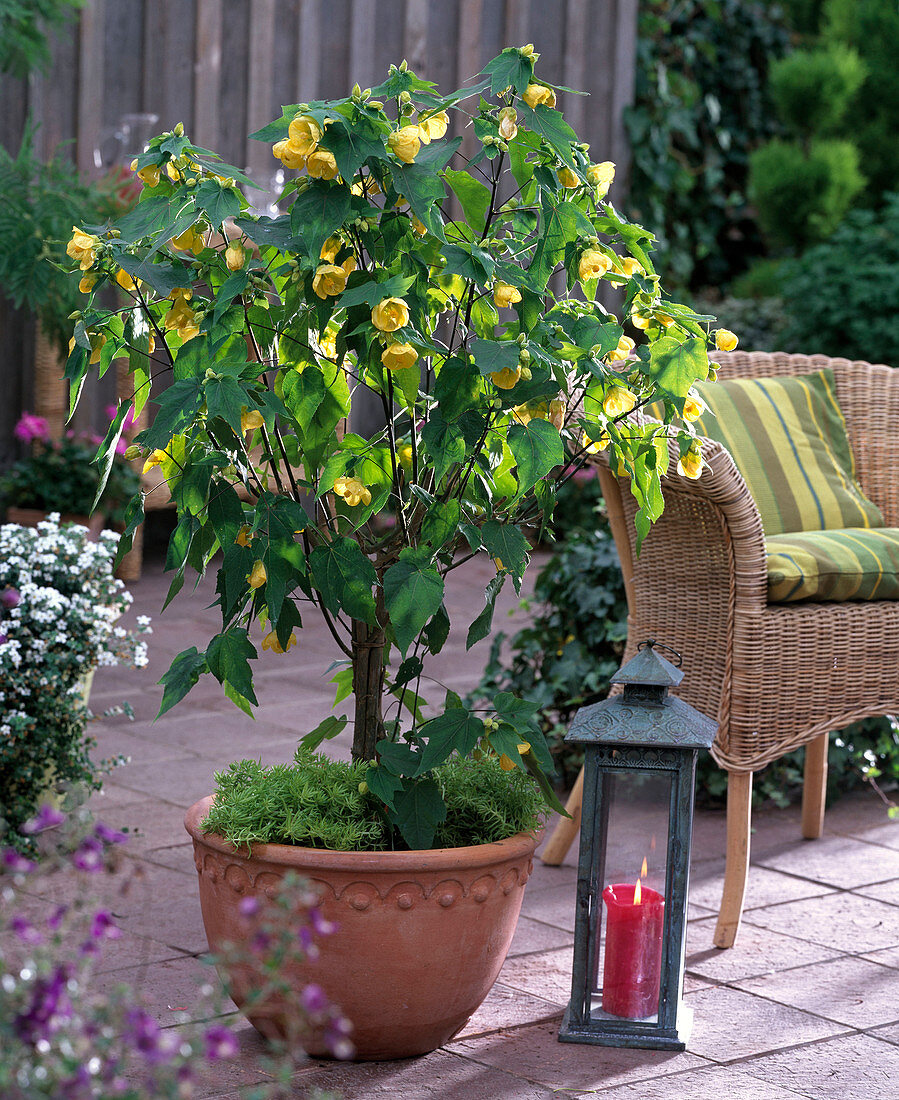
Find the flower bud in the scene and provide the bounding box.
[399,90,411,104]
[519,348,530,364]
[68,310,82,321]
[399,59,408,72]
[519,366,532,381]
[124,444,142,460]
[352,83,362,99]
[1,587,21,610]
[174,121,184,136]
[517,333,527,345]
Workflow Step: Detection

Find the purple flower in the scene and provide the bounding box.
[238,895,261,917]
[0,633,7,645]
[47,904,69,930]
[11,915,43,945]
[2,848,36,874]
[14,965,71,1044]
[308,907,337,937]
[90,908,122,940]
[123,1008,174,1064]
[21,803,66,834]
[1,586,21,610]
[71,836,105,872]
[300,983,329,1015]
[204,1023,239,1060]
[94,821,129,846]
[13,412,50,443]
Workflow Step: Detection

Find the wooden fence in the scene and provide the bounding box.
[0,0,639,460]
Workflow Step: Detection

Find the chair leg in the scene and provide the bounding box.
[713,771,753,949]
[801,732,829,840]
[540,768,585,865]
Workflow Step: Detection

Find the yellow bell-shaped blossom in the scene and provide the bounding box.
[240,408,264,434]
[69,332,106,365]
[582,430,610,455]
[225,242,246,272]
[603,386,638,418]
[66,227,101,271]
[248,560,267,589]
[387,125,421,164]
[272,139,305,170]
[333,476,371,508]
[170,226,205,254]
[558,167,579,189]
[682,393,705,422]
[410,214,427,237]
[607,335,636,363]
[235,525,254,547]
[578,249,612,282]
[715,328,738,352]
[493,281,522,308]
[320,235,342,263]
[164,288,200,343]
[498,743,531,771]
[398,443,414,471]
[115,268,141,293]
[381,342,419,372]
[491,366,522,390]
[142,448,169,473]
[306,149,339,180]
[130,159,161,188]
[78,273,97,294]
[677,445,703,480]
[288,114,322,156]
[312,263,349,300]
[586,160,615,199]
[372,297,410,332]
[498,107,518,141]
[613,256,644,279]
[522,83,556,109]
[262,630,297,654]
[417,110,449,144]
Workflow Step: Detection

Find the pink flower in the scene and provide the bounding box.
[13,413,50,444]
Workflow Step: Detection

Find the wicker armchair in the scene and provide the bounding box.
[543,351,899,947]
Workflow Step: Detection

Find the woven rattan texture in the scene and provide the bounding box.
[593,351,899,772]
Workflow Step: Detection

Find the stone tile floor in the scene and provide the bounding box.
[5,540,899,1098]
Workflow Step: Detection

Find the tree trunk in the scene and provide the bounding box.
[351,619,386,761]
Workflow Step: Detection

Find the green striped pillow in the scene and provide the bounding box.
[767,528,899,602]
[692,370,882,536]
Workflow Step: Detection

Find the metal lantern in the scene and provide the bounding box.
[558,641,717,1051]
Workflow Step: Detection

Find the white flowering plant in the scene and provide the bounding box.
[64,47,724,850]
[0,516,151,851]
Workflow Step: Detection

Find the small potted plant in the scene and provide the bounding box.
[64,47,716,1057]
[0,410,140,531]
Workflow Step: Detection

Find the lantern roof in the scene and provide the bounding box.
[610,643,684,690]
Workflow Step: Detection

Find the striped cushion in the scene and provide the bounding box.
[767,528,899,602]
[691,370,883,537]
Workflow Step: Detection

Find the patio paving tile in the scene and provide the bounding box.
[739,1033,899,1099]
[507,914,575,957]
[741,890,899,953]
[593,1065,816,1099]
[682,985,845,1062]
[104,755,225,808]
[870,1022,899,1046]
[851,879,899,907]
[733,954,899,1029]
[861,945,899,968]
[454,980,564,1039]
[445,1019,709,1092]
[685,916,844,983]
[754,835,899,889]
[687,859,836,912]
[91,952,220,1027]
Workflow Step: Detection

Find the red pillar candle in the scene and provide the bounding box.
[601,883,665,1018]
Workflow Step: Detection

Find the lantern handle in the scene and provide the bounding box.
[637,639,683,667]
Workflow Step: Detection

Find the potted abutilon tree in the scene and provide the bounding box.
[65,46,717,1059]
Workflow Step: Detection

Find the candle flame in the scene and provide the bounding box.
[634,877,642,905]
[640,857,648,879]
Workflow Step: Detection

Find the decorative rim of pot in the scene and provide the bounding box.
[185,795,540,871]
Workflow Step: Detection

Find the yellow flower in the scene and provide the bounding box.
[372,297,410,332]
[586,161,615,198]
[578,249,611,282]
[273,139,305,170]
[342,255,357,277]
[558,167,579,188]
[235,525,254,547]
[288,114,322,156]
[74,333,106,365]
[66,227,101,271]
[522,83,556,109]
[381,342,418,372]
[582,430,610,455]
[170,226,204,254]
[498,743,531,771]
[164,291,200,343]
[603,386,638,418]
[498,107,518,141]
[312,263,349,300]
[398,443,414,470]
[514,398,564,427]
[333,476,371,507]
[165,161,182,182]
[115,269,141,293]
[78,273,97,294]
[320,235,342,263]
[493,281,522,308]
[677,445,703,480]
[142,448,169,473]
[630,310,654,331]
[410,214,427,237]
[240,408,264,433]
[130,159,161,187]
[262,630,296,654]
[417,110,448,144]
[614,256,644,278]
[547,398,566,430]
[225,242,246,271]
[715,328,738,351]
[607,335,636,362]
[491,366,522,390]
[306,149,339,179]
[387,125,421,164]
[248,560,267,589]
[682,393,705,422]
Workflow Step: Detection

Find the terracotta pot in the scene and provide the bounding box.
[185,795,537,1060]
[5,507,106,540]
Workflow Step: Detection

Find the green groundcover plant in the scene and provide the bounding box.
[64,46,722,851]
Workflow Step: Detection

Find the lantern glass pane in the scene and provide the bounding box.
[590,768,671,1023]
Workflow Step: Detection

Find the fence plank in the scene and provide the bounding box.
[195,0,223,148]
[247,0,277,174]
[297,0,322,103]
[77,0,106,175]
[403,0,428,73]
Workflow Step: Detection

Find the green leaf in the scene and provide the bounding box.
[377,739,422,775]
[480,520,530,585]
[337,273,415,310]
[441,242,495,284]
[529,198,595,289]
[91,402,130,512]
[433,355,481,419]
[194,179,241,225]
[300,714,348,751]
[466,572,506,650]
[422,602,450,656]
[309,537,377,625]
[233,213,294,251]
[508,418,565,497]
[289,180,351,261]
[157,647,208,718]
[115,195,193,243]
[645,336,710,402]
[207,482,246,549]
[113,493,145,570]
[482,47,534,96]
[320,113,386,181]
[417,709,485,774]
[518,102,578,165]
[390,778,447,850]
[392,161,447,241]
[420,499,461,551]
[282,367,326,433]
[421,411,466,486]
[138,378,203,448]
[206,628,258,707]
[383,547,445,655]
[204,374,250,433]
[470,337,519,378]
[365,764,403,809]
[444,168,491,234]
[118,254,193,298]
